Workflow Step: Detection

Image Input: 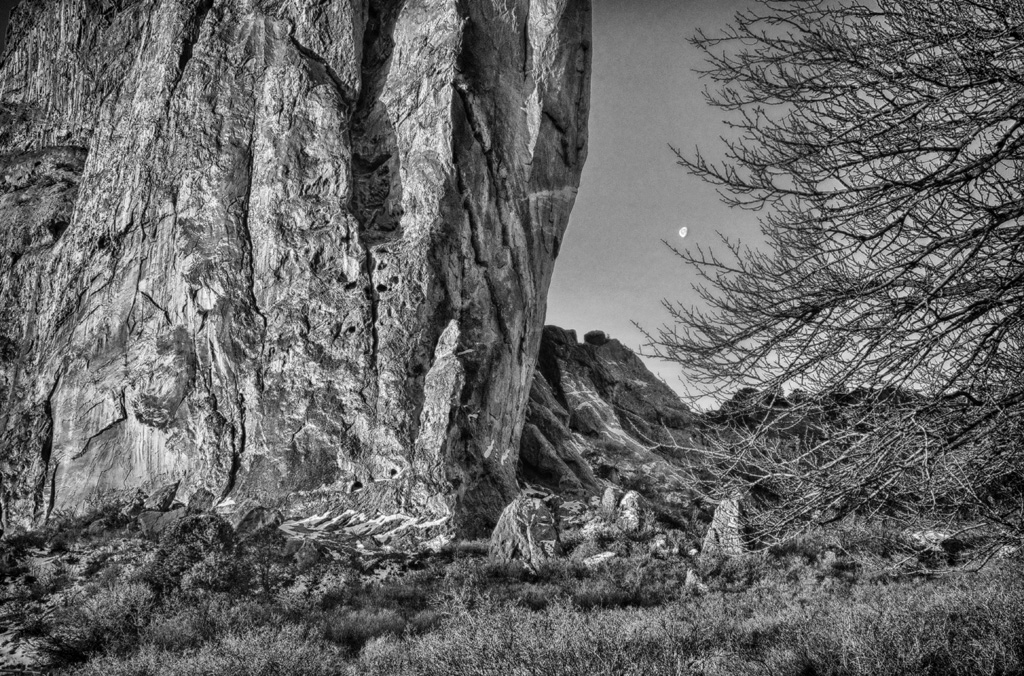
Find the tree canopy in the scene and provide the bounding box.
[652,0,1024,544]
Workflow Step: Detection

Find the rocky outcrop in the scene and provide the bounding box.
[488,494,560,570]
[518,326,701,504]
[0,0,591,536]
[701,497,746,558]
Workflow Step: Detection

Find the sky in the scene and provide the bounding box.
[549,0,760,405]
[0,0,760,405]
[0,0,13,52]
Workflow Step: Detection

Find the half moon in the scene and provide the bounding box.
[678,226,688,239]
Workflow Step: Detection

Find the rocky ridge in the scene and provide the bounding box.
[518,325,702,504]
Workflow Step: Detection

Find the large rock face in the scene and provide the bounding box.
[519,326,702,504]
[0,0,590,535]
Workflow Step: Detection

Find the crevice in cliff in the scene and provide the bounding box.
[168,0,214,101]
[35,375,62,520]
[221,394,246,498]
[239,109,268,335]
[350,0,407,388]
[140,290,171,325]
[350,0,406,246]
[453,85,516,350]
[288,36,358,108]
[455,165,512,349]
[454,166,488,269]
[453,83,501,201]
[363,248,381,376]
[71,389,127,461]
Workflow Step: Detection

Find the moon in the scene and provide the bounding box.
[678,226,688,239]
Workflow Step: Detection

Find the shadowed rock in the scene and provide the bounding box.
[143,481,180,512]
[519,326,702,504]
[185,488,215,514]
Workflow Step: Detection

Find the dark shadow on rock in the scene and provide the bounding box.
[350,0,406,247]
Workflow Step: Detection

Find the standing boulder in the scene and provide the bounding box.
[701,497,747,557]
[489,496,561,570]
[614,490,649,533]
[598,486,620,522]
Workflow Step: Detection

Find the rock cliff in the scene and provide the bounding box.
[0,0,590,535]
[519,326,702,505]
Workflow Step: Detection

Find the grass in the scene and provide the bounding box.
[1,504,1021,675]
[58,563,1024,676]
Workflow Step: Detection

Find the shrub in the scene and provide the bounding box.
[321,608,410,654]
[43,581,156,664]
[138,514,237,595]
[65,626,347,676]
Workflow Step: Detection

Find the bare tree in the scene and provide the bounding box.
[649,0,1024,547]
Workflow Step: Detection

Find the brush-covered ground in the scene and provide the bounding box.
[0,502,1022,676]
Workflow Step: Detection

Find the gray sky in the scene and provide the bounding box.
[0,0,13,53]
[549,0,759,406]
[1,0,758,405]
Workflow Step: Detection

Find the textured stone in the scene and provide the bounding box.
[488,495,561,570]
[185,488,215,514]
[598,486,619,521]
[143,481,180,512]
[614,490,647,533]
[702,497,746,557]
[294,539,323,569]
[684,568,706,591]
[582,550,616,568]
[521,326,701,504]
[232,505,284,537]
[138,507,185,538]
[0,0,591,537]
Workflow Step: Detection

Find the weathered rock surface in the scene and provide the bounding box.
[614,490,648,533]
[519,326,701,503]
[598,485,619,521]
[0,0,591,536]
[138,507,185,538]
[143,481,180,512]
[232,504,284,536]
[186,487,216,514]
[488,494,560,569]
[701,497,746,558]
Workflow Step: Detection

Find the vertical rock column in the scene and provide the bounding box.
[0,0,590,536]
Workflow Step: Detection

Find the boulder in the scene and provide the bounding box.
[186,488,216,515]
[489,496,561,570]
[614,490,649,533]
[684,568,707,591]
[583,330,609,346]
[294,540,323,570]
[138,508,185,538]
[598,486,620,521]
[143,481,180,512]
[649,533,672,558]
[701,497,747,557]
[233,506,284,537]
[582,551,617,568]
